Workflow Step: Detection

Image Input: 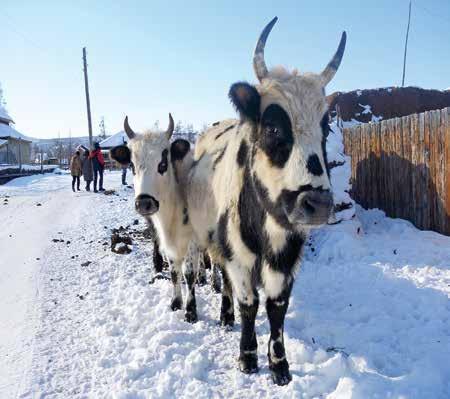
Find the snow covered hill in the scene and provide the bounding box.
[1,168,449,398]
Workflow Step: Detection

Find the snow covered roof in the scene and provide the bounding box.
[0,123,31,142]
[0,105,13,124]
[99,131,128,148]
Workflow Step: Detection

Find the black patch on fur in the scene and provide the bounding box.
[259,104,293,168]
[182,207,189,225]
[208,230,214,243]
[110,145,131,165]
[252,174,291,229]
[321,113,331,178]
[153,238,164,273]
[273,341,285,359]
[306,154,323,176]
[158,149,169,175]
[218,210,232,260]
[213,121,220,126]
[238,167,266,256]
[229,82,261,123]
[215,124,235,141]
[238,297,259,367]
[221,296,231,313]
[185,269,195,287]
[237,140,248,167]
[170,139,190,161]
[170,270,178,285]
[265,233,304,275]
[213,147,227,170]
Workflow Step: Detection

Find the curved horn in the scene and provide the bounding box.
[124,116,136,139]
[321,31,347,86]
[165,113,174,140]
[253,16,278,82]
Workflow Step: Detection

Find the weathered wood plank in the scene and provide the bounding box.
[342,107,450,236]
[445,108,450,234]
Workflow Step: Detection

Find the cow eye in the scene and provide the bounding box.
[270,126,282,136]
[158,149,169,175]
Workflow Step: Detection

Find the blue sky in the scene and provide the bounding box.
[1,0,449,139]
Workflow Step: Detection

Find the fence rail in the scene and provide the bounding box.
[343,107,450,235]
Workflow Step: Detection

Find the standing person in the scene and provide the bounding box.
[121,141,129,186]
[81,147,93,191]
[69,151,82,192]
[121,164,128,185]
[89,142,105,193]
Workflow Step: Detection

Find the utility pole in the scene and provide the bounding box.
[83,47,93,149]
[401,1,412,87]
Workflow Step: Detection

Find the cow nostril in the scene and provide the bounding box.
[303,199,316,215]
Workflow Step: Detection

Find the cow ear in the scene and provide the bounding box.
[170,139,190,162]
[110,145,131,165]
[229,82,261,122]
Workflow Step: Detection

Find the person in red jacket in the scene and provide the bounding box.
[89,142,105,192]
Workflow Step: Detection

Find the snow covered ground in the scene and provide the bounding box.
[1,169,449,398]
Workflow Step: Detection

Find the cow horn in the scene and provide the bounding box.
[321,31,347,86]
[253,16,278,82]
[124,116,136,139]
[165,113,174,140]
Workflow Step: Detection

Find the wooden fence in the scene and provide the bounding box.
[343,107,450,235]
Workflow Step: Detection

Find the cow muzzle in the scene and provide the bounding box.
[286,189,333,226]
[135,194,159,216]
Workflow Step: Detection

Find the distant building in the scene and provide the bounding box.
[99,130,128,150]
[0,106,32,165]
[99,131,128,169]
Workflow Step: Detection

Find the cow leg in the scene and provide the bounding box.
[219,266,234,328]
[183,242,199,323]
[169,259,182,311]
[227,263,259,373]
[197,251,207,286]
[152,238,164,274]
[264,272,293,386]
[211,262,222,293]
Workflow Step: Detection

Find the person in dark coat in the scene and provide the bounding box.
[81,148,93,191]
[89,142,105,192]
[69,151,82,192]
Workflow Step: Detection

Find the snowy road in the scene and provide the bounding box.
[1,172,450,398]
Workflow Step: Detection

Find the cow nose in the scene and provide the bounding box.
[135,194,159,216]
[299,190,333,222]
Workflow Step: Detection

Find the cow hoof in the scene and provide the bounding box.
[270,361,292,386]
[239,354,258,374]
[220,313,235,328]
[197,276,207,286]
[184,311,198,323]
[150,273,168,283]
[170,297,182,311]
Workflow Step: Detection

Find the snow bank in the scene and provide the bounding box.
[326,121,355,222]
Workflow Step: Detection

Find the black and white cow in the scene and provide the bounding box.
[185,17,346,385]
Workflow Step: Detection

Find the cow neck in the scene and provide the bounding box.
[150,166,183,243]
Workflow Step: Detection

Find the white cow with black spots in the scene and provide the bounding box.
[110,116,228,324]
[183,17,347,385]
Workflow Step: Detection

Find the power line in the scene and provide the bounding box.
[2,9,83,82]
[402,1,412,87]
[414,2,450,24]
